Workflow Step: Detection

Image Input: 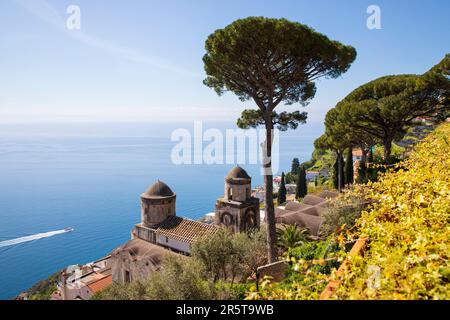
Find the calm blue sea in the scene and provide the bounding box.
[0,121,322,299]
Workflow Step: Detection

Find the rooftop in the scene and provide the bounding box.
[112,238,169,260]
[87,274,112,294]
[154,216,219,244]
[226,166,251,181]
[141,180,175,199]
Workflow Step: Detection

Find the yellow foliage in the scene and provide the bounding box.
[246,123,450,300]
[336,123,450,299]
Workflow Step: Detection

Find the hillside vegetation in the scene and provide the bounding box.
[248,123,449,300]
[335,123,450,299]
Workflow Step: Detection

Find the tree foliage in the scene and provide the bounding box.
[276,224,310,251]
[333,67,449,159]
[203,16,356,262]
[278,172,287,204]
[291,158,300,174]
[296,166,307,198]
[97,229,268,300]
[314,133,346,191]
[203,17,357,108]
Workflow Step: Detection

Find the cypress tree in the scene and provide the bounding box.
[296,166,307,199]
[291,158,300,174]
[302,166,308,196]
[278,172,287,204]
[333,158,339,190]
[345,147,354,185]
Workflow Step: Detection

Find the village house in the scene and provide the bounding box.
[56,256,112,300]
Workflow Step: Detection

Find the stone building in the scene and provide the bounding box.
[111,166,260,284]
[215,166,260,233]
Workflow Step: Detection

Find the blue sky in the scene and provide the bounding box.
[1,0,449,125]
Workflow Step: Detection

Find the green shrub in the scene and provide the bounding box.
[145,255,213,300]
[320,192,368,237]
[288,239,340,275]
[98,229,267,300]
[25,271,60,300]
[95,256,213,300]
[191,228,267,284]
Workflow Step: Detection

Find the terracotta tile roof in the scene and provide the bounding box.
[155,216,219,244]
[87,274,112,294]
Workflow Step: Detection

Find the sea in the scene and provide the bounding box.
[0,121,323,299]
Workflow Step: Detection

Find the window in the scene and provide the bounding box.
[124,270,131,283]
[165,236,169,243]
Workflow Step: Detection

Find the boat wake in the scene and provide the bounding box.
[0,228,74,248]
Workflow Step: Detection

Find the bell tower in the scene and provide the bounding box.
[140,180,176,227]
[215,166,260,233]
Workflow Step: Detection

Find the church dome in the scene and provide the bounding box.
[141,180,175,199]
[226,166,251,180]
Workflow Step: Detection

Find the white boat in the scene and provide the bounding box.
[64,227,74,232]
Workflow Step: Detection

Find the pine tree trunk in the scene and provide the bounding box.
[384,137,392,160]
[339,153,345,190]
[345,147,354,185]
[263,122,277,263]
[337,151,343,192]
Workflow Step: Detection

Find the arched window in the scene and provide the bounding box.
[221,212,234,228]
[124,270,131,283]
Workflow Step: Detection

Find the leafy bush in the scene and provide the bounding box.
[145,255,213,300]
[94,256,213,300]
[320,192,368,237]
[24,271,60,300]
[92,280,150,300]
[289,241,328,261]
[288,239,340,275]
[247,124,450,300]
[97,228,267,300]
[191,228,267,284]
[285,172,297,184]
[335,123,450,299]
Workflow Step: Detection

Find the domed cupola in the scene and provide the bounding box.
[140,180,176,227]
[141,180,175,199]
[225,166,251,183]
[224,166,251,202]
[215,166,260,233]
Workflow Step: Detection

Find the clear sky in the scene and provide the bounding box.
[1,0,449,125]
